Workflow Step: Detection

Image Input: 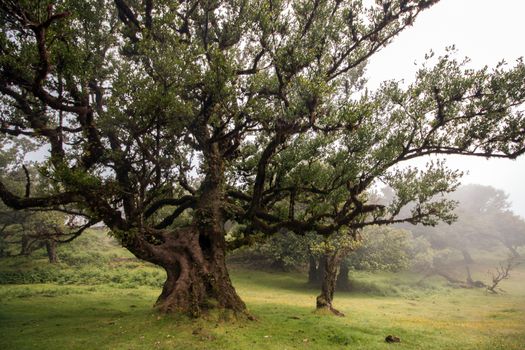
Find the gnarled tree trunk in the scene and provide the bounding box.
[125,225,246,317]
[158,228,244,316]
[123,148,247,318]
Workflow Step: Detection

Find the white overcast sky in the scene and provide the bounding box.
[366,0,525,218]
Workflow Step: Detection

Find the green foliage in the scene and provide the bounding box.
[346,226,415,272]
[0,265,164,287]
[230,231,316,271]
[239,225,433,273]
[1,0,524,244]
[1,0,525,318]
[0,136,73,258]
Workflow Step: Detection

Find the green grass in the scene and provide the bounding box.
[1,231,524,349]
[0,229,164,287]
[1,268,524,350]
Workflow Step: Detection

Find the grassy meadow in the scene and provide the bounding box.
[1,230,524,350]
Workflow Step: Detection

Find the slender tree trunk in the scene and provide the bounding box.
[336,262,351,291]
[465,265,486,288]
[45,239,58,263]
[461,249,474,264]
[318,255,327,281]
[308,254,326,286]
[0,225,6,257]
[465,264,473,285]
[308,254,319,285]
[20,234,31,255]
[316,252,345,316]
[316,240,357,316]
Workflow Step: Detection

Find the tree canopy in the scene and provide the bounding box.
[1,0,524,317]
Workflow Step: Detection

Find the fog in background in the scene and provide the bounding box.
[367,0,525,218]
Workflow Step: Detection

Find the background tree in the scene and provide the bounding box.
[406,185,525,263]
[0,210,62,263]
[1,0,525,319]
[0,135,38,257]
[345,226,416,272]
[0,136,85,262]
[227,229,314,271]
[493,212,525,258]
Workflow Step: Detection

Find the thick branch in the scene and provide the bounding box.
[144,195,195,219]
[0,181,81,210]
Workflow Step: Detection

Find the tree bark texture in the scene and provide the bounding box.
[123,151,246,317]
[316,252,345,316]
[45,239,59,263]
[309,254,351,291]
[125,225,246,317]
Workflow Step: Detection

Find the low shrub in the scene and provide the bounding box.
[0,265,164,287]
